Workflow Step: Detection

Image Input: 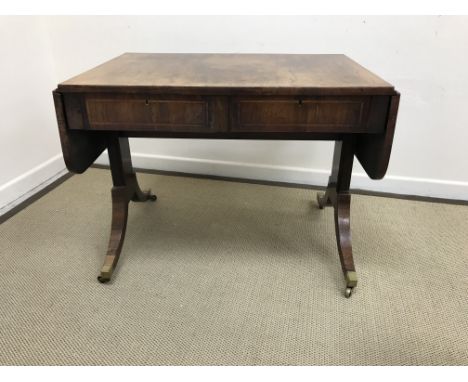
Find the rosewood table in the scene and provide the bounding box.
[53,53,399,298]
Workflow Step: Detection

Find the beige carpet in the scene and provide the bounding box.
[0,168,467,365]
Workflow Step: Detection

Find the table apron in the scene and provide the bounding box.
[62,93,390,135]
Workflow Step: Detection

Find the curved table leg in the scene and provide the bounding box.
[316,188,334,209]
[97,187,129,283]
[97,135,156,283]
[317,138,358,297]
[128,173,157,202]
[334,193,357,298]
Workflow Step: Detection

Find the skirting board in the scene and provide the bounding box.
[2,151,467,216]
[0,154,68,216]
[95,151,468,202]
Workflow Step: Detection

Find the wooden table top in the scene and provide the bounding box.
[58,53,396,96]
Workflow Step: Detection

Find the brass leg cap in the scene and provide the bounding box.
[345,271,358,287]
[98,265,113,283]
[317,192,325,209]
[97,275,110,283]
[144,189,157,201]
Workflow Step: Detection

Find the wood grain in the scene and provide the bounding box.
[356,93,400,179]
[52,53,400,294]
[97,135,157,283]
[231,97,369,132]
[52,90,106,173]
[58,53,396,96]
[316,138,358,294]
[86,97,209,131]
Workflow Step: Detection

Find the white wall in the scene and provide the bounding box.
[1,16,468,213]
[0,17,65,214]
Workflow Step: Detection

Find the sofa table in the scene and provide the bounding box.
[53,53,399,297]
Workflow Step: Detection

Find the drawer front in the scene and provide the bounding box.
[85,97,210,131]
[231,98,370,133]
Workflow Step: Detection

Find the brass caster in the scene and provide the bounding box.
[98,264,113,284]
[345,287,354,298]
[97,275,110,283]
[316,192,325,209]
[344,271,357,297]
[143,189,157,201]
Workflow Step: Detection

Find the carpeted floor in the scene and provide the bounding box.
[0,168,467,365]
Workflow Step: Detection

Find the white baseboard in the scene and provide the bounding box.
[0,154,67,216]
[3,150,464,220]
[96,152,468,202]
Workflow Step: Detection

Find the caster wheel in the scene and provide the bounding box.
[149,194,157,201]
[97,275,110,284]
[316,193,325,209]
[345,287,354,298]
